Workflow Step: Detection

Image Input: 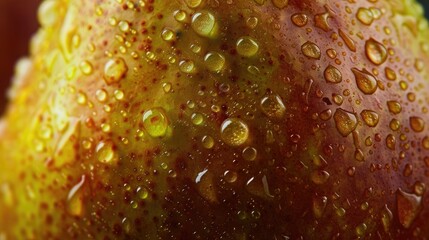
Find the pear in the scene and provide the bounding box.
[1,0,429,239]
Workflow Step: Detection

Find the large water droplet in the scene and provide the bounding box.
[312,195,328,218]
[291,13,308,27]
[396,189,422,229]
[387,101,402,114]
[381,205,393,232]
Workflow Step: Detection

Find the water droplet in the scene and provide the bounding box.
[179,60,196,74]
[220,118,250,147]
[204,51,225,72]
[396,189,422,229]
[410,117,425,132]
[311,170,330,185]
[96,89,108,102]
[390,119,401,131]
[104,58,128,85]
[101,123,111,133]
[191,11,218,38]
[67,175,85,216]
[136,187,149,200]
[355,223,368,237]
[314,10,331,32]
[246,16,259,29]
[422,136,429,149]
[360,110,379,127]
[142,108,169,138]
[324,65,342,83]
[202,135,215,149]
[365,38,387,65]
[260,94,286,119]
[339,29,357,52]
[96,141,118,164]
[301,41,321,59]
[161,28,175,41]
[381,205,393,232]
[387,101,402,114]
[242,147,257,161]
[79,60,93,75]
[271,0,288,9]
[386,134,396,150]
[38,0,61,28]
[236,37,259,57]
[185,0,203,8]
[114,90,125,100]
[291,13,308,27]
[224,170,238,183]
[312,195,328,218]
[352,68,378,94]
[333,108,358,137]
[356,8,374,25]
[385,67,397,80]
[118,20,130,32]
[174,10,188,23]
[191,113,204,125]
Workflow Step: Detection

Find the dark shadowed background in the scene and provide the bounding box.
[0,0,428,114]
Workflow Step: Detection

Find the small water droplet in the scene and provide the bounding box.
[410,116,425,132]
[161,28,175,41]
[291,13,308,27]
[118,20,130,32]
[385,67,397,80]
[221,118,249,147]
[191,11,218,38]
[352,68,378,94]
[260,94,286,119]
[104,58,128,85]
[324,65,342,83]
[360,110,379,127]
[311,170,330,185]
[386,134,396,150]
[79,60,93,75]
[356,8,374,25]
[204,51,225,72]
[236,37,259,57]
[365,38,387,65]
[381,205,393,232]
[96,141,118,164]
[301,41,321,59]
[242,147,257,161]
[271,0,288,9]
[136,187,149,200]
[142,108,169,138]
[201,135,215,149]
[179,60,196,74]
[333,108,358,137]
[224,170,238,183]
[312,195,328,218]
[191,113,204,125]
[387,101,402,114]
[339,29,357,52]
[67,175,86,216]
[185,0,203,8]
[355,223,368,237]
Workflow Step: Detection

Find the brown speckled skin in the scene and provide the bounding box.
[1,0,429,239]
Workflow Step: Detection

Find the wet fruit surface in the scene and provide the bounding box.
[1,0,429,239]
